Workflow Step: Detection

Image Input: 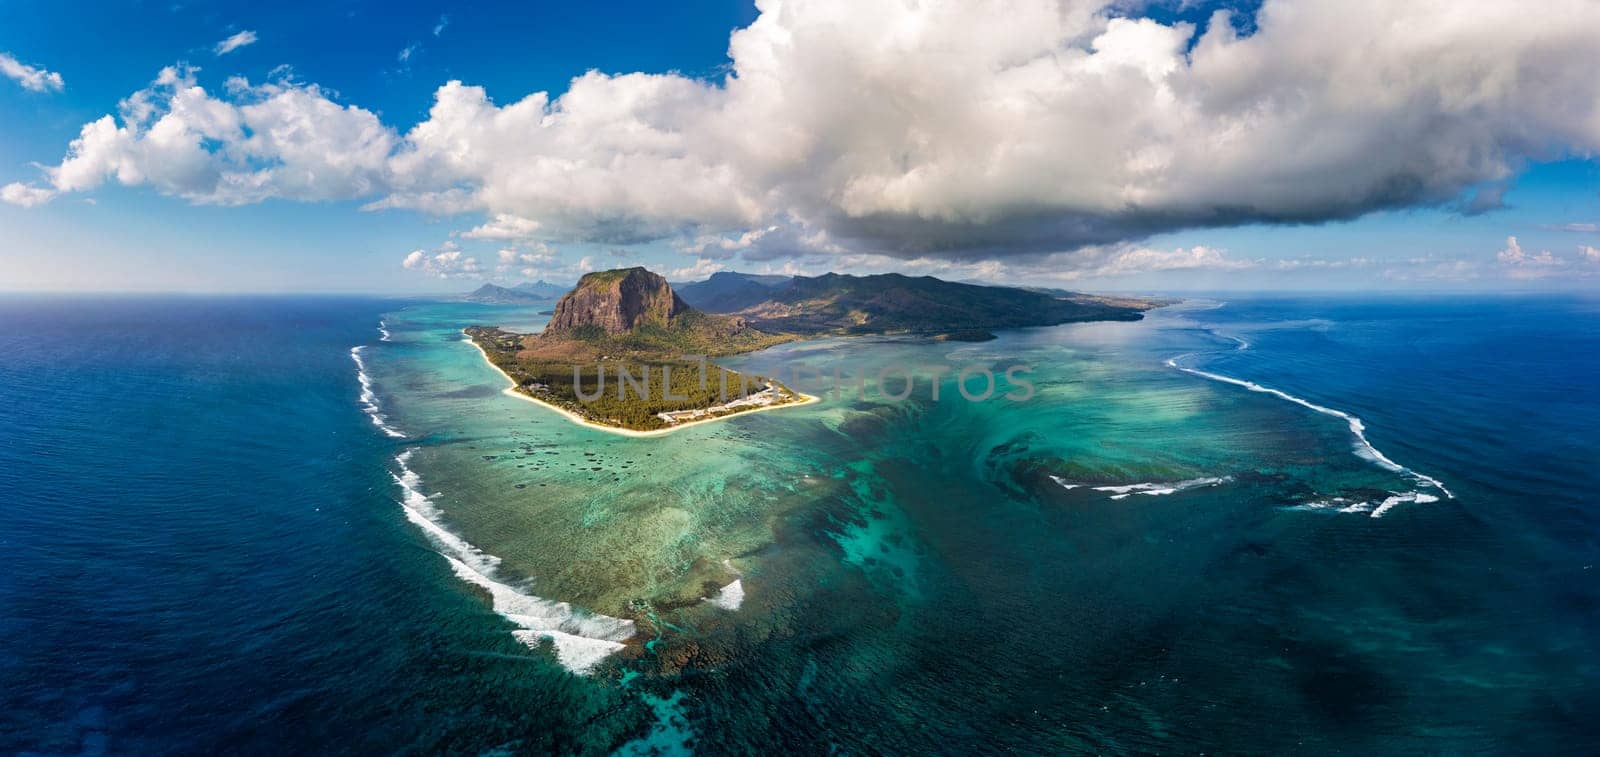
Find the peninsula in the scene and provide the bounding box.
[467,267,1163,432]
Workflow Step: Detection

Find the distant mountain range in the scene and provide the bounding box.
[462,280,570,304]
[673,270,1161,334]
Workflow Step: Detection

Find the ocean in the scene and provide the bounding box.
[2,292,1597,753]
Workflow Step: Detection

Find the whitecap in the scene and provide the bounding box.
[1370,491,1440,518]
[1047,475,1080,490]
[705,559,746,611]
[1167,358,1452,500]
[1289,490,1439,518]
[709,579,745,611]
[1091,476,1232,498]
[350,346,406,438]
[378,319,392,342]
[392,450,635,674]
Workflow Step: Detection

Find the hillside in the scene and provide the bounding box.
[462,281,570,304]
[511,280,569,299]
[727,272,1155,335]
[674,271,794,313]
[532,267,790,359]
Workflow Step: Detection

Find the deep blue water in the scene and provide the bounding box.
[1,293,1597,754]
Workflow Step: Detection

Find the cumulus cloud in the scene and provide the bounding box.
[1,182,57,207]
[29,0,1600,275]
[46,65,395,204]
[493,244,561,276]
[1496,236,1561,267]
[214,31,258,56]
[462,213,542,241]
[402,242,481,278]
[0,52,64,92]
[1493,236,1600,279]
[669,258,727,281]
[375,0,1600,260]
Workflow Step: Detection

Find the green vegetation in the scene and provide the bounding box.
[463,265,1163,431]
[468,326,803,431]
[727,272,1159,335]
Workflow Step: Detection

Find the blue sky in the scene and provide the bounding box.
[2,0,1598,293]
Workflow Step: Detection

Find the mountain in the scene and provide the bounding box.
[545,268,689,335]
[674,271,795,313]
[511,280,569,299]
[728,272,1156,335]
[529,267,787,358]
[461,283,546,304]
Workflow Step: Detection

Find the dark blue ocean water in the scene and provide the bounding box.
[1,293,1597,754]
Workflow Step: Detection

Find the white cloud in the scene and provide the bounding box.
[402,242,481,278]
[493,243,556,275]
[433,15,450,37]
[214,30,258,56]
[1492,235,1600,279]
[30,1,1600,277]
[669,258,726,281]
[374,0,1600,260]
[0,52,64,92]
[1496,236,1561,267]
[1,182,56,207]
[462,213,542,241]
[398,43,419,63]
[1074,245,1253,278]
[47,65,395,204]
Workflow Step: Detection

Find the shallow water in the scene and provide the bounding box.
[3,293,1598,753]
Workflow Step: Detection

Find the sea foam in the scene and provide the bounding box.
[350,346,406,438]
[1290,490,1440,518]
[1166,356,1453,501]
[706,559,746,611]
[392,450,635,674]
[1052,474,1230,499]
[709,579,745,611]
[1092,476,1232,499]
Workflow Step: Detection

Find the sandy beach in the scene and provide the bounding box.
[463,334,817,438]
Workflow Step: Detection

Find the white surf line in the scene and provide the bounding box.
[1091,476,1233,500]
[378,319,392,342]
[392,449,636,674]
[462,331,817,438]
[1166,355,1453,499]
[351,346,406,438]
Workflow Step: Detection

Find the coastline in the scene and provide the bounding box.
[462,334,818,438]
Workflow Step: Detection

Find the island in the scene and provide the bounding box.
[467,268,810,434]
[467,266,1164,433]
[461,280,571,304]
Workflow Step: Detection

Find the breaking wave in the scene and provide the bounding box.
[1050,474,1231,500]
[1166,356,1452,500]
[392,450,635,674]
[1289,491,1441,519]
[351,346,406,438]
